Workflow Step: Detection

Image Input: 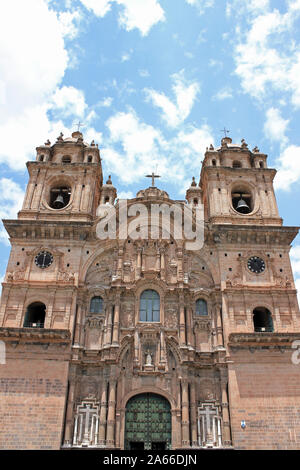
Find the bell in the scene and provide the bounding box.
[53,193,64,209]
[236,196,250,214]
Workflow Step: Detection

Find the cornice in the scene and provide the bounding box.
[228,332,300,349]
[0,327,71,344]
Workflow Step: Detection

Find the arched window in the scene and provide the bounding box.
[140,289,160,322]
[23,302,46,328]
[62,155,71,163]
[259,161,264,168]
[196,299,208,316]
[90,296,103,314]
[232,160,242,168]
[253,307,273,332]
[212,159,216,166]
[88,156,93,163]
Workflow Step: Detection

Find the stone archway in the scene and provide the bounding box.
[124,393,171,450]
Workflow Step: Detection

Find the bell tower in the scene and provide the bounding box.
[19,131,102,222]
[200,137,282,226]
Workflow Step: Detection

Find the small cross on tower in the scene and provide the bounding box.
[76,121,84,132]
[146,172,160,187]
[220,127,230,137]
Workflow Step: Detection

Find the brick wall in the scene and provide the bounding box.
[0,358,69,449]
[228,353,300,449]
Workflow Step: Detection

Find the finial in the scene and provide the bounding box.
[191,177,197,187]
[44,139,51,146]
[57,132,64,142]
[90,140,95,146]
[241,138,248,148]
[252,146,259,153]
[106,175,112,185]
[209,144,214,150]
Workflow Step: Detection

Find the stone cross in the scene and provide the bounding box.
[146,172,160,187]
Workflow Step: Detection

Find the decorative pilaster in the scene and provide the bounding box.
[181,380,190,447]
[190,383,198,447]
[98,383,108,446]
[63,380,76,447]
[106,380,117,447]
[220,369,231,447]
[112,291,121,345]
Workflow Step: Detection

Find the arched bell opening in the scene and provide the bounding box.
[231,187,253,215]
[23,302,46,328]
[124,393,172,450]
[49,186,71,209]
[253,307,274,332]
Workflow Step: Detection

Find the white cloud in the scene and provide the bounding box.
[98,97,113,107]
[234,3,300,106]
[213,87,233,101]
[0,178,25,246]
[102,109,213,186]
[117,190,135,199]
[185,0,214,14]
[58,10,82,39]
[117,0,165,36]
[121,49,133,62]
[145,70,200,128]
[0,1,100,171]
[51,86,87,118]
[226,0,270,17]
[0,0,68,122]
[79,0,112,17]
[264,107,289,145]
[274,145,300,191]
[79,0,165,35]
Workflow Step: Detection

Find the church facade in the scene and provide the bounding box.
[0,131,299,450]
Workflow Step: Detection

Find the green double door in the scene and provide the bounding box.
[125,393,171,450]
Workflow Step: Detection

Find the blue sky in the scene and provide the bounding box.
[0,0,300,298]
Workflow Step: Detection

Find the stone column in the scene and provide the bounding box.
[73,303,82,346]
[112,292,120,345]
[186,305,193,347]
[190,382,198,447]
[106,380,117,447]
[220,370,231,447]
[216,305,224,347]
[181,380,190,447]
[63,380,76,447]
[103,304,113,347]
[99,383,108,446]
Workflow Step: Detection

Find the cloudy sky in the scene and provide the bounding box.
[0,0,299,298]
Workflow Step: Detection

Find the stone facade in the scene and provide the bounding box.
[0,132,299,450]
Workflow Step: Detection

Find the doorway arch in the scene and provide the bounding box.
[124,393,171,450]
